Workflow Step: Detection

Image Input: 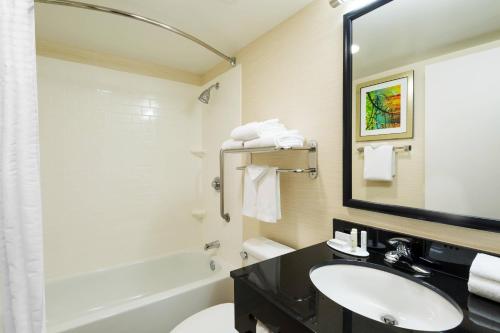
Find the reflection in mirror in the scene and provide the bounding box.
[349,0,500,223]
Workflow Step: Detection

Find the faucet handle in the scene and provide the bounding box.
[388,237,412,247]
[387,237,413,259]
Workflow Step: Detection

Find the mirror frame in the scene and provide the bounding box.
[342,0,500,232]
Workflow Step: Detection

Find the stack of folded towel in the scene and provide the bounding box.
[468,253,500,303]
[221,119,305,150]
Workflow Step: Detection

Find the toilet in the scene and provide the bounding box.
[171,237,294,333]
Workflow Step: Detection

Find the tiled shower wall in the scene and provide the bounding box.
[37,56,204,279]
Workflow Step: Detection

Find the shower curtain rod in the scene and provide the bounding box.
[34,0,237,66]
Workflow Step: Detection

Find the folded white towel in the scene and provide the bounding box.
[231,119,287,141]
[221,139,243,150]
[257,119,287,137]
[274,130,305,149]
[470,254,500,282]
[468,274,500,303]
[231,122,260,141]
[244,136,276,148]
[363,145,395,181]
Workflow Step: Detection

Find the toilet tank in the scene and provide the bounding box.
[242,237,295,265]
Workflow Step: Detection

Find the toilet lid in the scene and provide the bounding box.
[171,303,237,333]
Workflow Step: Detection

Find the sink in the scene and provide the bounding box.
[310,262,463,331]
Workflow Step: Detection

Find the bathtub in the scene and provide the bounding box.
[46,252,234,333]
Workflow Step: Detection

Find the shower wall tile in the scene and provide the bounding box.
[37,56,203,279]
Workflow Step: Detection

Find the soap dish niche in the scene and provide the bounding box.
[191,209,206,220]
[190,149,206,158]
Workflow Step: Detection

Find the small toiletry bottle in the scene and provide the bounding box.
[360,230,367,252]
[351,228,358,251]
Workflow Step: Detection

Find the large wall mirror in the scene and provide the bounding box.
[343,0,500,232]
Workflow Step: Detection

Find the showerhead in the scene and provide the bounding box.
[198,82,220,104]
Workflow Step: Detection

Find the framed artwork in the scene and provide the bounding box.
[356,71,414,141]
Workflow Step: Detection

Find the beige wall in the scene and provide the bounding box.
[205,0,500,254]
[38,56,204,278]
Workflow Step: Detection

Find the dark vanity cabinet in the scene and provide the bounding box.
[231,220,500,333]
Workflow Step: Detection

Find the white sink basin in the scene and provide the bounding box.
[310,263,463,331]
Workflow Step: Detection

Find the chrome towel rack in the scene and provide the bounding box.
[356,144,411,153]
[236,166,316,174]
[219,141,318,222]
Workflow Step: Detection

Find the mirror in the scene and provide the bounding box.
[343,0,500,231]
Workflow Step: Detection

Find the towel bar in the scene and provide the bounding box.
[356,145,411,153]
[219,141,318,222]
[236,166,317,174]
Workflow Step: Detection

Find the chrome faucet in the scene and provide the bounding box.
[384,237,431,276]
[204,240,220,251]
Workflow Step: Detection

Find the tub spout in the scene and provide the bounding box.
[204,240,220,251]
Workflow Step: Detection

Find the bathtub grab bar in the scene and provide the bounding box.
[219,140,318,222]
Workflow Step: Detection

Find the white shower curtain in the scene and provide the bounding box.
[0,0,46,332]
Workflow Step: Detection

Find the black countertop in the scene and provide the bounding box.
[231,241,500,333]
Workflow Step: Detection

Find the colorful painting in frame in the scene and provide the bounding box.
[356,71,414,141]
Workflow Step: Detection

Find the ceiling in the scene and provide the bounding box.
[35,0,313,75]
[353,0,500,79]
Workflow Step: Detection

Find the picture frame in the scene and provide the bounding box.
[356,71,414,141]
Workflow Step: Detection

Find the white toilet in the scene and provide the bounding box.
[171,237,294,333]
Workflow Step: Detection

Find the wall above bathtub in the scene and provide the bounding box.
[38,56,204,278]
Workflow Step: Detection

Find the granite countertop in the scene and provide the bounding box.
[231,242,500,333]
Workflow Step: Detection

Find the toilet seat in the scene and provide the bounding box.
[171,303,237,333]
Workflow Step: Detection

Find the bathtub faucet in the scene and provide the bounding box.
[204,240,220,251]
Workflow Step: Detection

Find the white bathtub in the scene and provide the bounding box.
[46,252,234,333]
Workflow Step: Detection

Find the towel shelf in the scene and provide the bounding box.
[356,144,412,153]
[219,140,318,222]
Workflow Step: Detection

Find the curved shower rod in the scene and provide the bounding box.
[35,0,237,66]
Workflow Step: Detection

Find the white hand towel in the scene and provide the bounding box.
[221,139,243,150]
[244,136,276,148]
[363,145,396,181]
[231,122,260,141]
[468,274,500,303]
[274,130,305,149]
[470,254,500,282]
[256,167,281,223]
[243,165,268,218]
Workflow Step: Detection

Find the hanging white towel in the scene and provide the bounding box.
[242,165,281,223]
[256,167,281,223]
[242,165,268,218]
[363,145,396,181]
